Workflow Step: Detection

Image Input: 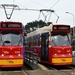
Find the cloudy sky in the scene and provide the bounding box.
[0,0,74,27]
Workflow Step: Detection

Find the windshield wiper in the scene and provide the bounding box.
[52,39,57,46]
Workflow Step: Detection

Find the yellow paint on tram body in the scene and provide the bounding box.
[0,59,23,65]
[52,58,72,63]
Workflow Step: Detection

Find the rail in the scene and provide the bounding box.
[24,50,38,69]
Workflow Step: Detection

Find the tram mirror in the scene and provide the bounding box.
[4,40,10,43]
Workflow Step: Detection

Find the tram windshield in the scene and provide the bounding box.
[51,34,70,46]
[0,31,23,46]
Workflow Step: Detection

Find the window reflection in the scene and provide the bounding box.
[0,31,23,46]
[51,34,70,46]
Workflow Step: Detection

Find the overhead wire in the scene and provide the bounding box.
[50,0,59,9]
[12,0,41,11]
[13,0,15,5]
[13,0,27,9]
[29,0,48,8]
[0,0,59,12]
[28,0,60,23]
[14,0,59,23]
[0,0,59,22]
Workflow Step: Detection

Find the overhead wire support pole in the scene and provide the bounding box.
[54,12,59,23]
[0,5,55,12]
[41,11,47,22]
[39,9,54,12]
[1,4,18,19]
[66,12,74,36]
[38,9,55,22]
[38,11,41,21]
[48,12,52,22]
[0,6,40,11]
[0,4,55,21]
[49,0,59,23]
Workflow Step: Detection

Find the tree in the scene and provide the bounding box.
[25,20,52,33]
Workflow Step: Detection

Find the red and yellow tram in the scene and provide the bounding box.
[0,21,25,67]
[25,24,72,66]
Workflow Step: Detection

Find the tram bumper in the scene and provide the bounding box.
[52,58,72,65]
[0,59,23,67]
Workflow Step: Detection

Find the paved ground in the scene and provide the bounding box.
[26,70,75,75]
[72,57,75,64]
[25,57,75,75]
[0,71,24,75]
[26,70,65,75]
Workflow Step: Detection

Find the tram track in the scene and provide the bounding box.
[39,63,75,75]
[49,65,75,75]
[21,67,28,75]
[59,65,75,75]
[0,68,28,75]
[0,64,30,75]
[41,63,75,70]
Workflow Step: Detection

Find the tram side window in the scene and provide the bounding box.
[37,39,40,46]
[36,39,38,46]
[28,38,30,46]
[32,34,40,46]
[36,39,40,46]
[26,41,28,46]
[32,40,34,46]
[36,34,40,46]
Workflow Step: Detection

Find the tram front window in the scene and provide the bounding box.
[0,31,23,46]
[51,34,70,46]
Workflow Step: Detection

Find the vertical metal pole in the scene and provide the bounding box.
[66,12,74,36]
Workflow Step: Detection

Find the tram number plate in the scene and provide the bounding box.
[8,61,14,63]
[61,59,66,61]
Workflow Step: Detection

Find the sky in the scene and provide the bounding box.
[0,0,75,27]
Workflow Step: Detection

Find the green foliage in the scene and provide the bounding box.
[25,20,52,33]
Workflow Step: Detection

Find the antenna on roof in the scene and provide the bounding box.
[1,4,19,19]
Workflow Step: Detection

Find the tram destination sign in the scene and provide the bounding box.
[53,26,70,30]
[1,23,22,28]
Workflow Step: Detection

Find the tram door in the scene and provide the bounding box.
[41,32,49,61]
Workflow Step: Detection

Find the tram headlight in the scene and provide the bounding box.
[1,54,5,56]
[68,53,71,55]
[54,54,57,56]
[16,54,20,56]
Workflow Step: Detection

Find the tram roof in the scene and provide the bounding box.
[27,24,52,38]
[27,24,70,38]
